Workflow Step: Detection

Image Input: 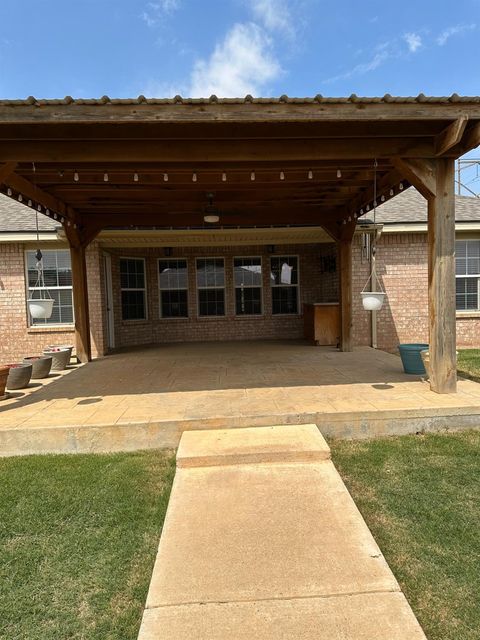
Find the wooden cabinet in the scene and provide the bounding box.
[304,303,340,346]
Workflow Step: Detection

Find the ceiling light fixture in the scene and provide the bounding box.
[204,214,219,223]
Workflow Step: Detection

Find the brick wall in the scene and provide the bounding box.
[108,243,339,348]
[0,242,105,363]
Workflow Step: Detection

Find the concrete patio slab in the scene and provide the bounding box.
[1,341,479,456]
[138,425,426,639]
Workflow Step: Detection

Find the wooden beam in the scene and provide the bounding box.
[428,158,456,394]
[345,169,403,217]
[452,121,480,156]
[0,137,435,163]
[391,158,436,200]
[435,117,468,155]
[339,239,353,351]
[4,172,72,218]
[0,162,17,183]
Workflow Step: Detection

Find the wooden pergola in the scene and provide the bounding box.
[1,94,479,393]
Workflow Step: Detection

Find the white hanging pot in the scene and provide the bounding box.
[28,298,54,319]
[361,291,385,311]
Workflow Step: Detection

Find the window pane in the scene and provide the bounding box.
[120,259,145,289]
[196,258,224,288]
[121,290,146,320]
[161,290,188,318]
[26,250,73,325]
[30,289,74,325]
[198,289,225,316]
[456,277,479,311]
[234,258,262,287]
[270,257,298,285]
[159,260,188,289]
[272,286,298,314]
[235,287,262,315]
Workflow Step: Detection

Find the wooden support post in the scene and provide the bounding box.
[70,244,91,363]
[428,158,457,393]
[339,239,353,352]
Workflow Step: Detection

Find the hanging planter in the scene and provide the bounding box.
[27,164,55,320]
[360,158,387,312]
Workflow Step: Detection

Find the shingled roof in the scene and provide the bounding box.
[373,187,480,224]
[0,194,59,232]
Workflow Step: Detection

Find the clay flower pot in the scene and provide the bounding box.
[47,344,74,361]
[23,355,53,379]
[43,347,70,371]
[0,365,9,398]
[6,363,33,390]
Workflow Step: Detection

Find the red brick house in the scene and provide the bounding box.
[1,187,479,363]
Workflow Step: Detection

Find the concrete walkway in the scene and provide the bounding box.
[138,425,426,639]
[1,342,480,456]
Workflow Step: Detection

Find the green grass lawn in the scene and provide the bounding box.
[0,450,175,640]
[458,348,480,381]
[332,431,480,640]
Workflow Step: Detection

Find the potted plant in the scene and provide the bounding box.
[43,347,71,371]
[0,365,10,398]
[47,344,74,361]
[23,355,53,379]
[6,363,33,390]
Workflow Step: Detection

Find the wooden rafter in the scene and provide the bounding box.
[0,162,17,183]
[434,117,468,156]
[3,172,74,220]
[391,158,436,200]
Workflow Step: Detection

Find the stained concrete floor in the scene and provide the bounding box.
[1,341,480,455]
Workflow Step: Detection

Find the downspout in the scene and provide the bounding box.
[370,226,383,349]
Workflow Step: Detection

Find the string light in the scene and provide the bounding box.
[366,204,370,211]
[53,213,58,219]
[353,212,358,219]
[308,170,313,180]
[7,188,12,196]
[399,182,404,190]
[74,172,79,182]
[192,172,197,182]
[390,188,394,196]
[37,204,42,212]
[60,217,64,223]
[163,173,169,182]
[222,172,227,182]
[18,194,23,202]
[373,200,377,207]
[27,199,32,207]
[133,172,139,182]
[280,171,285,180]
[348,216,352,222]
[46,209,50,216]
[337,169,342,178]
[381,195,385,202]
[103,172,109,182]
[67,220,71,226]
[342,219,347,225]
[250,171,255,181]
[360,208,364,215]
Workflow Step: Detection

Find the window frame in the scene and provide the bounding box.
[157,257,189,319]
[455,239,480,313]
[233,255,264,317]
[119,256,148,321]
[269,254,301,316]
[195,256,226,318]
[24,248,74,327]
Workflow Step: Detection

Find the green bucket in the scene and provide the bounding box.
[398,343,429,375]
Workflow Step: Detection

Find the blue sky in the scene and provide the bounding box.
[1,0,479,99]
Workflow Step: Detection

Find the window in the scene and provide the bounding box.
[158,259,188,318]
[26,249,73,325]
[196,258,225,316]
[234,257,262,315]
[456,240,480,311]
[270,256,299,315]
[120,258,147,320]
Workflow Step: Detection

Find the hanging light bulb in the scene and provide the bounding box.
[53,213,58,219]
[28,199,32,207]
[60,217,64,223]
[348,216,352,222]
[390,188,394,196]
[74,171,79,182]
[360,208,364,215]
[192,172,197,182]
[337,169,342,178]
[103,172,109,182]
[280,171,285,180]
[250,171,255,181]
[133,172,139,182]
[46,208,50,216]
[366,204,370,211]
[353,212,358,219]
[18,194,23,202]
[7,188,12,196]
[399,182,404,190]
[37,204,42,212]
[373,200,377,207]
[163,173,169,182]
[308,170,313,180]
[67,220,71,226]
[342,219,347,225]
[222,172,227,182]
[381,195,385,202]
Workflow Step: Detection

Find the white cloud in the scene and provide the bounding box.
[403,32,422,52]
[141,0,180,27]
[324,43,391,83]
[437,23,476,45]
[189,22,281,97]
[249,0,293,36]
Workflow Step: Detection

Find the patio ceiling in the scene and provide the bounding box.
[0,95,479,244]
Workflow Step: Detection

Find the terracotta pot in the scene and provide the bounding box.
[23,355,53,379]
[43,347,70,371]
[6,363,32,390]
[0,365,9,398]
